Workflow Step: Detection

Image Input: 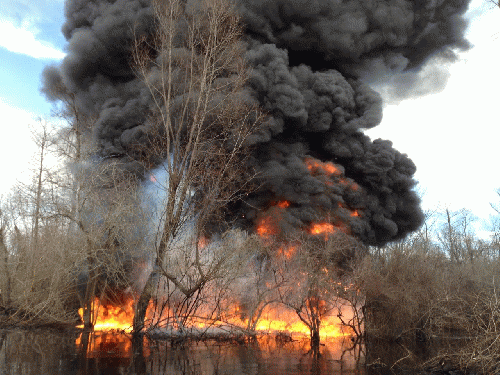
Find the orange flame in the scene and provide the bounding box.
[76,332,132,357]
[256,201,290,239]
[77,297,350,343]
[77,297,137,333]
[256,215,280,238]
[306,157,360,194]
[338,203,362,218]
[339,178,359,191]
[250,304,345,338]
[277,244,297,259]
[276,200,290,208]
[75,190,356,345]
[308,222,350,239]
[305,158,341,176]
[309,222,336,236]
[198,236,208,249]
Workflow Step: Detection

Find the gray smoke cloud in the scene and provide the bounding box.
[41,0,472,246]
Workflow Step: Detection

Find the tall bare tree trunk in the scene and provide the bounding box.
[133,267,158,332]
[445,209,459,262]
[32,124,48,252]
[69,112,82,235]
[0,222,11,308]
[131,0,260,334]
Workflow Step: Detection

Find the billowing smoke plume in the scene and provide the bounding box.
[42,0,471,246]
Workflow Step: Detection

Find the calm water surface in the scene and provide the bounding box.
[0,329,364,374]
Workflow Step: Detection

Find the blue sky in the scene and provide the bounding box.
[0,0,65,111]
[0,0,65,192]
[0,0,499,231]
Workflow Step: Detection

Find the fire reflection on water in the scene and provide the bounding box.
[76,331,133,358]
[73,331,364,374]
[0,328,469,374]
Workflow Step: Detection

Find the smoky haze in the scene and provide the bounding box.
[41,0,472,246]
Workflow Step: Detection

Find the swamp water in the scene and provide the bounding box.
[0,329,365,374]
[0,329,463,374]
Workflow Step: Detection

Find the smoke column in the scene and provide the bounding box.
[42,0,471,246]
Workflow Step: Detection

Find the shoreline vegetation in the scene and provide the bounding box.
[2,193,500,374]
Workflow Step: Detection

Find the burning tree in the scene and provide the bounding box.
[242,224,366,345]
[131,0,262,332]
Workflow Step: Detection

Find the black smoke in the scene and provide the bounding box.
[41,0,472,246]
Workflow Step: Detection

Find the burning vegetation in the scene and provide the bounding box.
[75,217,364,343]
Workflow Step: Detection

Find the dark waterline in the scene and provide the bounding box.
[0,329,364,374]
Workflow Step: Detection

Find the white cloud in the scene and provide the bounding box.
[362,10,500,223]
[365,7,500,221]
[0,18,65,59]
[0,98,37,195]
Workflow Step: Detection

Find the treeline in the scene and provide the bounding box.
[358,207,500,374]
[0,115,143,326]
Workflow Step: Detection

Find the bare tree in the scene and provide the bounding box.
[11,119,57,252]
[282,235,364,346]
[487,0,500,8]
[49,98,95,236]
[131,0,262,332]
[0,210,11,308]
[240,232,366,346]
[32,121,51,251]
[437,208,487,263]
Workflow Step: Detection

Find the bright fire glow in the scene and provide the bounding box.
[276,201,290,208]
[76,332,132,357]
[278,244,297,259]
[184,302,348,339]
[305,158,341,176]
[77,297,136,333]
[309,222,336,236]
[198,236,208,249]
[308,222,350,239]
[249,304,346,338]
[305,157,360,194]
[256,215,280,238]
[78,297,349,339]
[75,191,355,345]
[256,201,290,238]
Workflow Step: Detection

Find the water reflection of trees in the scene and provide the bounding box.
[138,335,365,375]
[0,329,77,374]
[0,329,365,374]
